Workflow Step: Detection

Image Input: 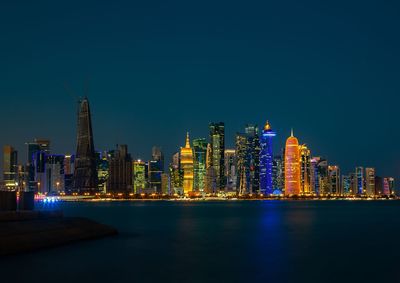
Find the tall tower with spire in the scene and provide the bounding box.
[180,132,194,194]
[260,121,276,195]
[284,129,301,196]
[73,97,98,192]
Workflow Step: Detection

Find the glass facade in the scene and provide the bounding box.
[260,121,276,195]
[209,122,225,191]
[193,138,207,193]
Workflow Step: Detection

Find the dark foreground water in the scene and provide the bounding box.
[1,200,400,283]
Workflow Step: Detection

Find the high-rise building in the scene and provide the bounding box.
[236,133,248,195]
[235,125,260,195]
[260,121,276,195]
[224,149,236,191]
[152,146,164,172]
[272,156,284,192]
[310,157,320,195]
[193,138,207,193]
[388,177,395,195]
[180,133,194,194]
[317,158,329,195]
[34,139,50,154]
[148,160,163,193]
[33,151,47,194]
[209,122,225,192]
[73,98,98,192]
[284,130,301,196]
[299,145,311,195]
[96,152,109,194]
[107,145,132,194]
[375,176,383,196]
[328,165,341,195]
[26,139,51,192]
[133,159,146,194]
[245,124,260,194]
[64,155,75,194]
[46,155,65,194]
[342,175,352,196]
[3,145,18,188]
[355,167,364,195]
[161,173,169,195]
[169,152,183,193]
[205,143,216,194]
[365,168,375,196]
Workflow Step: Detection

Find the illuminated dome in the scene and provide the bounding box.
[264,120,271,131]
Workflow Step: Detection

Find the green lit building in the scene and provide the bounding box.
[193,138,207,193]
[133,159,146,194]
[209,122,225,192]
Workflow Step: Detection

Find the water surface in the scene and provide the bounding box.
[1,200,399,283]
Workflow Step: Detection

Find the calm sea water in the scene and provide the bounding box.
[1,200,399,283]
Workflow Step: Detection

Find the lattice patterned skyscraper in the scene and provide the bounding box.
[73,97,98,192]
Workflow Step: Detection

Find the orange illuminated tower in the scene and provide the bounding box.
[180,132,194,194]
[285,129,301,196]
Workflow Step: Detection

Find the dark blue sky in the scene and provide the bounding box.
[0,0,399,179]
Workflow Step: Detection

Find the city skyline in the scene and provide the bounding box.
[1,1,399,182]
[0,101,397,185]
[0,95,396,197]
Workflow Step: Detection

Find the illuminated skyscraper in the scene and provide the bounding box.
[299,145,311,195]
[310,157,320,195]
[313,158,329,195]
[46,155,65,194]
[205,143,216,194]
[133,160,146,194]
[149,147,163,193]
[235,125,260,195]
[209,122,225,191]
[328,165,341,195]
[236,133,248,195]
[355,167,364,195]
[161,173,169,194]
[26,139,51,192]
[193,138,207,193]
[169,152,183,193]
[73,97,98,192]
[260,121,276,195]
[64,155,75,194]
[3,145,18,189]
[245,124,260,194]
[365,168,375,196]
[272,156,284,192]
[224,149,237,191]
[342,175,352,196]
[96,152,108,194]
[180,133,194,194]
[386,177,395,195]
[284,130,301,196]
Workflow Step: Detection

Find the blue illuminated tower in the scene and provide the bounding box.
[260,121,276,195]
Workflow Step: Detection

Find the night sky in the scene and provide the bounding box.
[0,0,399,180]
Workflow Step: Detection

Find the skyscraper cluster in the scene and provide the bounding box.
[0,97,396,198]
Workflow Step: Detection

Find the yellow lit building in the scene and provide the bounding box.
[299,144,311,195]
[180,132,194,194]
[285,130,301,196]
